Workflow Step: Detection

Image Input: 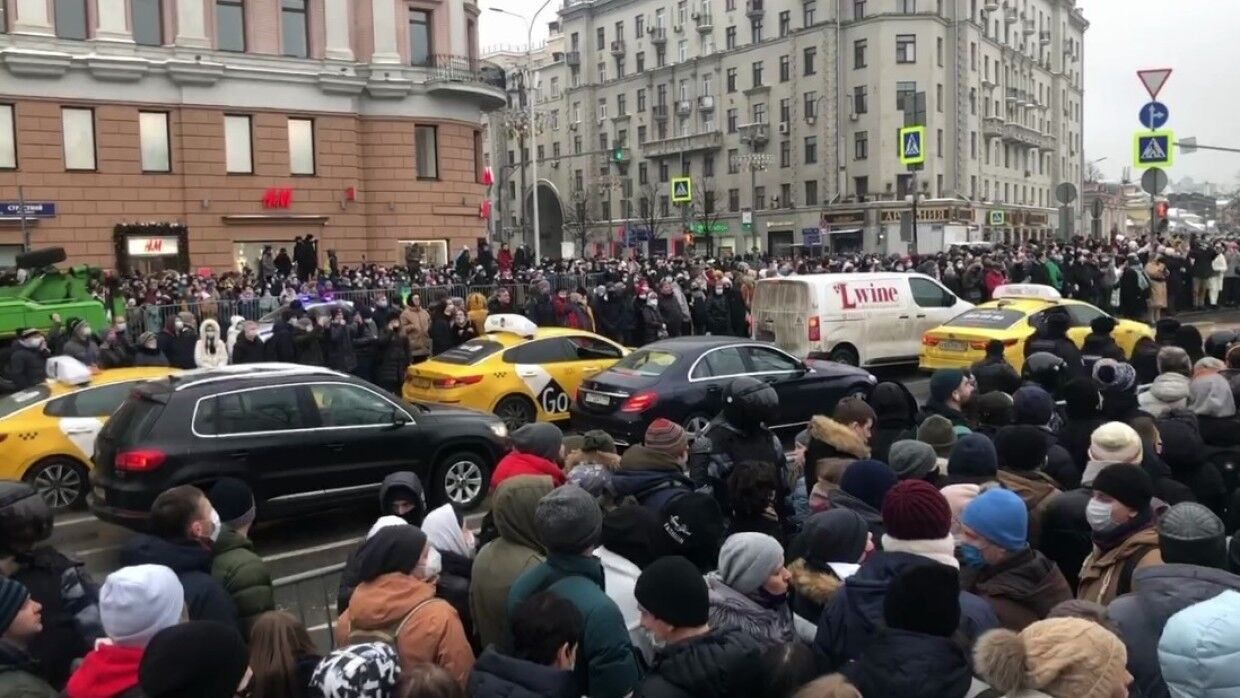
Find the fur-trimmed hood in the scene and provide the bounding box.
[808,416,871,459]
[788,558,844,605]
[565,449,621,473]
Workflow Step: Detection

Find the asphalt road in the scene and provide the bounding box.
[44,306,1240,641]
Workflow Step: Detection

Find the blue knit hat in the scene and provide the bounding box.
[0,577,30,634]
[961,488,1028,552]
[840,459,898,511]
[929,369,966,404]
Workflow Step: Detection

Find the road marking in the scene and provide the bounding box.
[262,537,360,562]
[56,515,99,527]
[73,544,119,558]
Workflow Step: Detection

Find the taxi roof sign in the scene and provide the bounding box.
[899,125,926,166]
[1134,130,1174,168]
[46,356,92,386]
[484,313,539,338]
[992,284,1063,302]
[671,177,692,204]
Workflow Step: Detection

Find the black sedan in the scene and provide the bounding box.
[570,336,876,447]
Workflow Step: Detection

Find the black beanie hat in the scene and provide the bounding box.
[1091,463,1154,512]
[883,563,960,637]
[635,555,709,628]
[602,504,665,569]
[994,425,1051,472]
[1158,502,1227,569]
[139,621,249,698]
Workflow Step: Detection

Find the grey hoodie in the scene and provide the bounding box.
[1190,374,1236,418]
[1138,373,1191,417]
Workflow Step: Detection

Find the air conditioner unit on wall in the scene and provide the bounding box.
[779,122,790,134]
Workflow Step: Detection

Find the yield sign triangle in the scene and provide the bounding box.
[1141,138,1167,161]
[1137,69,1172,100]
[904,133,921,157]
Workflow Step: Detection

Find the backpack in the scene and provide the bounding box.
[347,597,443,651]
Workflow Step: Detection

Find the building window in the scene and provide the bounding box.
[779,98,790,124]
[936,83,943,112]
[900,0,915,11]
[779,140,790,168]
[853,0,865,19]
[596,27,605,50]
[896,34,916,63]
[638,162,648,184]
[415,125,438,179]
[803,92,817,119]
[224,115,252,173]
[936,36,943,67]
[896,81,917,111]
[704,155,714,177]
[659,161,669,182]
[803,47,817,75]
[216,0,246,52]
[61,108,95,171]
[727,149,739,174]
[854,131,868,159]
[779,55,790,82]
[751,61,763,87]
[780,183,791,208]
[281,0,308,58]
[0,105,16,170]
[138,112,170,172]
[636,52,645,72]
[726,68,737,93]
[617,93,627,115]
[636,14,644,37]
[803,1,816,26]
[804,136,817,164]
[804,180,818,206]
[409,9,432,66]
[53,0,87,39]
[751,18,762,42]
[854,39,867,68]
[726,109,737,133]
[288,118,315,175]
[778,10,790,37]
[854,85,867,114]
[725,26,736,50]
[131,0,163,45]
[754,186,765,210]
[855,176,868,197]
[728,189,739,211]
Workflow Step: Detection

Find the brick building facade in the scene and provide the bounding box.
[0,0,503,273]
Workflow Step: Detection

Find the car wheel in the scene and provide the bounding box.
[828,344,860,367]
[682,414,712,440]
[25,458,88,511]
[435,452,489,510]
[494,395,536,431]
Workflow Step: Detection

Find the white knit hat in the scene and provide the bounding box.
[100,564,184,648]
[1088,422,1143,464]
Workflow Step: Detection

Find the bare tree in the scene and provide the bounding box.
[1085,160,1105,184]
[637,181,667,243]
[688,179,725,255]
[562,187,599,256]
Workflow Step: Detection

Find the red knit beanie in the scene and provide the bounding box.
[882,480,952,541]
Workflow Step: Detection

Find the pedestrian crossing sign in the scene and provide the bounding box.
[899,125,926,166]
[1134,130,1174,168]
[671,177,693,203]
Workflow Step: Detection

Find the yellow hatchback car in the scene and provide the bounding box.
[919,284,1154,373]
[0,364,179,510]
[403,314,628,430]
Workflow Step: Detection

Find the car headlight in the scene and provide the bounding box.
[489,422,508,439]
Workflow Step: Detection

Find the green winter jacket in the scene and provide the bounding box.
[507,553,642,698]
[210,526,274,632]
[0,642,58,698]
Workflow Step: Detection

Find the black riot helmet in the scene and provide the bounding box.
[1204,330,1238,361]
[1022,351,1068,396]
[722,376,779,431]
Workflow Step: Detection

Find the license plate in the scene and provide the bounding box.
[940,340,968,352]
[92,486,105,503]
[409,377,431,389]
[583,392,610,406]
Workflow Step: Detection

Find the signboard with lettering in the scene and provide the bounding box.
[802,228,821,246]
[879,207,970,224]
[127,237,180,257]
[833,281,901,310]
[822,211,866,226]
[262,188,294,209]
[690,222,729,234]
[0,202,56,218]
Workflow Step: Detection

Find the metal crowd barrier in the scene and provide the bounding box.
[272,562,348,653]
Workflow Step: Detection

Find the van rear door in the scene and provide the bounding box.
[752,279,813,357]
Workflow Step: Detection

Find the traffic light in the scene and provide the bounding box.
[613,147,627,163]
[1155,201,1169,234]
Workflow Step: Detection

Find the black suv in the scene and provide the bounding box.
[89,364,508,527]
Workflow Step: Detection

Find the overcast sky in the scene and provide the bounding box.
[480,0,1240,189]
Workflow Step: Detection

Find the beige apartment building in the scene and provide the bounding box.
[0,0,503,273]
[486,0,1086,257]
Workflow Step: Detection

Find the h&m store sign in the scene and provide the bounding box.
[127,237,179,257]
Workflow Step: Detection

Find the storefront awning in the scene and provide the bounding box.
[829,228,863,235]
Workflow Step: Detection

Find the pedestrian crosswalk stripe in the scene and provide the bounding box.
[1141,138,1166,161]
[904,134,921,157]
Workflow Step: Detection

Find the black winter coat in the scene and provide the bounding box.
[705,293,732,335]
[131,346,169,367]
[525,295,557,327]
[264,322,297,363]
[373,329,409,390]
[640,305,665,345]
[293,327,325,366]
[1024,334,1084,379]
[727,288,748,337]
[162,329,197,369]
[841,628,975,698]
[633,627,765,698]
[438,550,477,653]
[593,295,625,342]
[657,294,685,338]
[11,546,101,689]
[429,315,455,356]
[689,294,708,335]
[325,324,357,372]
[1039,486,1092,591]
[971,355,1022,396]
[118,534,239,631]
[7,345,46,390]
[231,336,265,364]
[468,648,577,698]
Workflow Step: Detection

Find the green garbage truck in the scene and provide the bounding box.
[0,247,114,342]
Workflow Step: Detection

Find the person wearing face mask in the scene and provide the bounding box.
[639,292,667,345]
[131,331,168,367]
[230,321,265,364]
[206,479,273,636]
[704,281,733,336]
[337,472,427,614]
[98,326,131,369]
[336,525,475,686]
[159,312,197,369]
[292,315,326,367]
[118,486,239,632]
[62,318,101,368]
[1076,463,1163,604]
[400,293,432,364]
[703,532,797,644]
[957,488,1071,631]
[192,318,229,369]
[7,328,49,390]
[421,503,478,653]
[374,314,410,394]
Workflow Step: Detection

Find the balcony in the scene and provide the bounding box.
[650,26,668,45]
[676,100,692,116]
[695,11,714,31]
[1022,19,1036,35]
[1004,8,1017,23]
[1002,122,1055,150]
[746,0,764,19]
[652,103,669,120]
[982,116,1005,138]
[424,54,507,109]
[981,77,997,89]
[742,122,769,146]
[1040,30,1051,45]
[698,95,715,111]
[640,130,723,158]
[564,51,580,66]
[610,40,626,56]
[983,0,999,10]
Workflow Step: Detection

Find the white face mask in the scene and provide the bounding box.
[116,323,127,332]
[174,320,184,331]
[1086,498,1118,533]
[208,507,222,543]
[415,548,442,581]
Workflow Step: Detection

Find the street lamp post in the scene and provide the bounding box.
[491,0,553,261]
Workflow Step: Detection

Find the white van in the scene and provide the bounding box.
[751,273,973,366]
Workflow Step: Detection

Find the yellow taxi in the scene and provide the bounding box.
[0,359,179,510]
[403,314,628,430]
[919,284,1154,373]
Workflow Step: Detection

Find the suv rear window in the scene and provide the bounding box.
[434,339,505,365]
[0,386,50,419]
[944,309,1026,330]
[101,394,165,445]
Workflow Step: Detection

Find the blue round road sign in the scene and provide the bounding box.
[1139,101,1169,130]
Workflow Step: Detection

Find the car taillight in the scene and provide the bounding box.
[115,449,166,472]
[922,334,940,346]
[620,391,658,413]
[808,316,821,342]
[433,375,483,389]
